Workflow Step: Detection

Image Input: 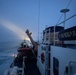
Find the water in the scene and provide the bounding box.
[0,41,21,75]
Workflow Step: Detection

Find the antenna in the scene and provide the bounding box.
[60,9,70,29]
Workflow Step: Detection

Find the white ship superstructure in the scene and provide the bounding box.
[37,25,76,75]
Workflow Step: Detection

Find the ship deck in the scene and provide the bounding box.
[25,57,41,75]
[24,50,41,75]
[11,49,41,75]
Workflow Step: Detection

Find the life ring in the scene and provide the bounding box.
[41,52,45,63]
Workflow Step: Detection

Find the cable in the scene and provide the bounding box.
[53,0,73,45]
[56,14,63,25]
[56,0,73,25]
[38,0,40,42]
[66,0,73,8]
[57,14,76,26]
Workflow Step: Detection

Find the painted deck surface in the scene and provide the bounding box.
[12,49,41,75]
[25,57,41,75]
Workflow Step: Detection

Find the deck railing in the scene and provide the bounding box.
[22,56,27,75]
[54,14,76,45]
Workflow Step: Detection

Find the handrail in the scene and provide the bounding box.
[22,56,27,75]
[53,14,76,45]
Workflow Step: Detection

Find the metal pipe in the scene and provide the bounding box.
[54,26,55,46]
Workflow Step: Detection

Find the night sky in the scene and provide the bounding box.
[0,0,76,42]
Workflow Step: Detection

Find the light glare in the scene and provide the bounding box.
[0,19,30,41]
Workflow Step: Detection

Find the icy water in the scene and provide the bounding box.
[0,42,21,75]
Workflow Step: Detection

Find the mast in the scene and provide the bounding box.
[60,9,70,29]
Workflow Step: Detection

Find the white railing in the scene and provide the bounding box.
[53,14,76,45]
[22,56,27,75]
